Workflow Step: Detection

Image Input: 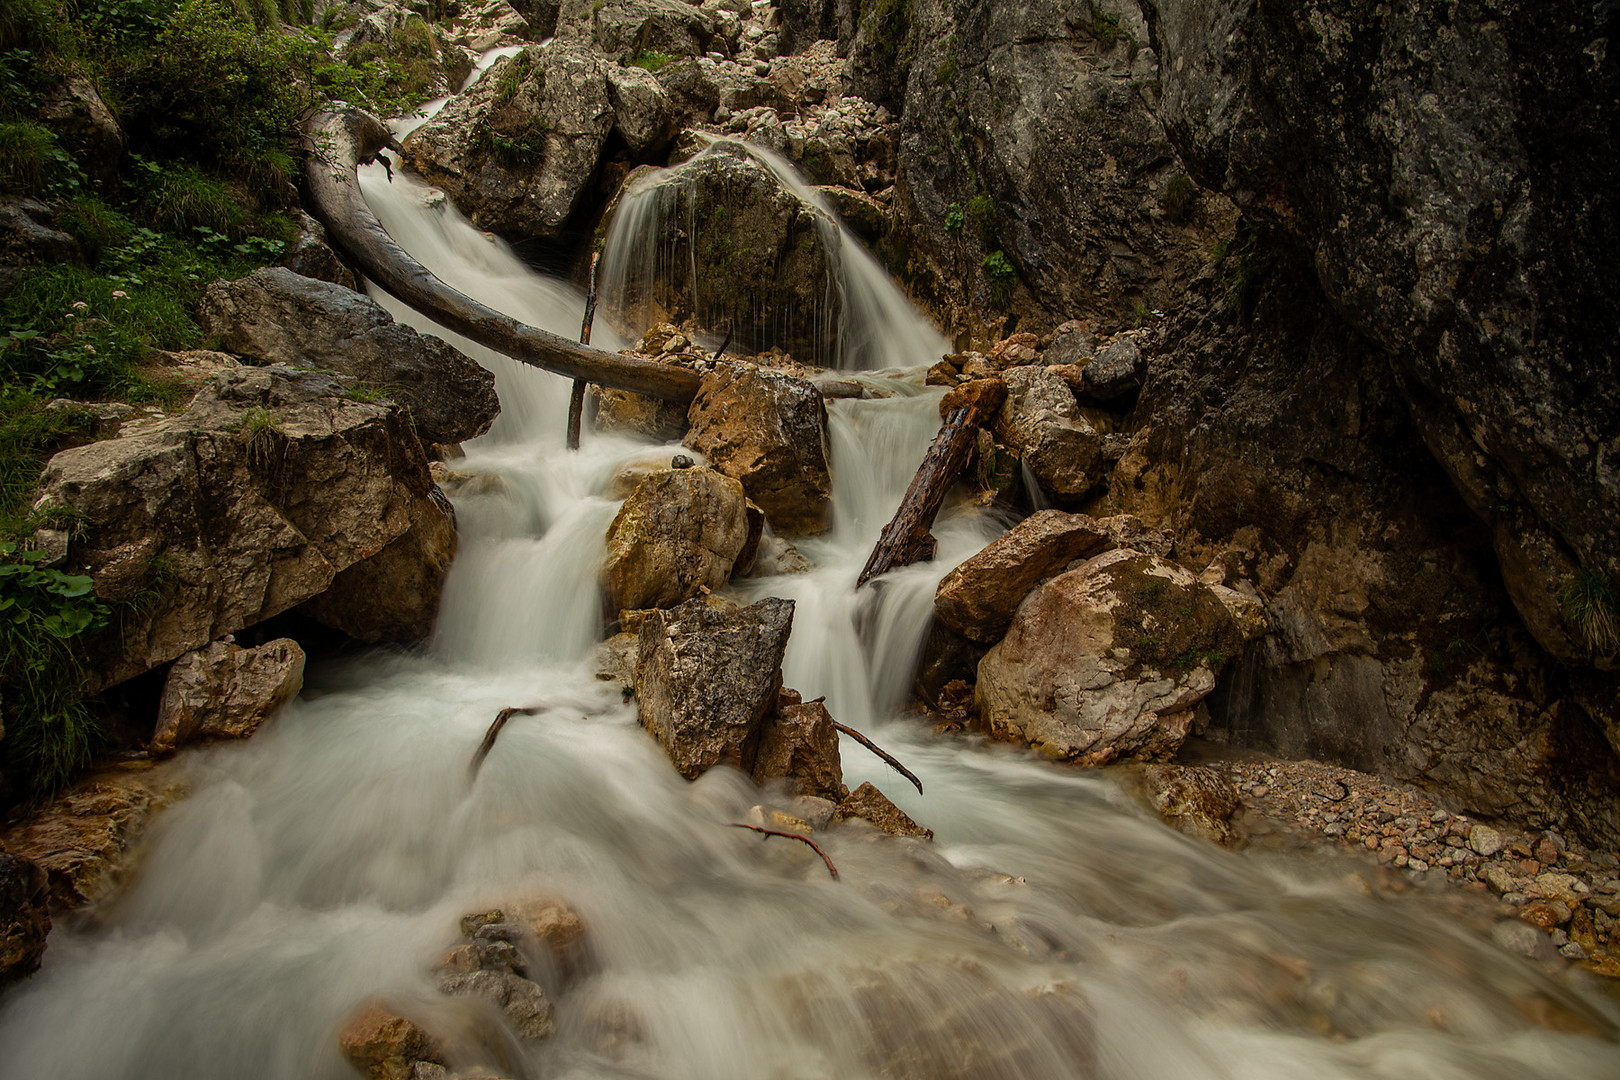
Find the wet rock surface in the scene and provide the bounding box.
[635,595,793,779]
[0,851,50,983]
[752,696,847,802]
[832,782,932,840]
[602,466,749,612]
[33,366,454,691]
[197,267,499,446]
[149,637,306,755]
[991,366,1102,500]
[683,362,831,536]
[0,761,185,911]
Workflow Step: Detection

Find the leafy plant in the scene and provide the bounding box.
[0,539,112,797]
[943,202,963,234]
[981,249,1015,281]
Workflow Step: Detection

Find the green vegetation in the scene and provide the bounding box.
[966,193,999,238]
[1559,569,1617,655]
[933,44,958,88]
[943,202,963,234]
[0,0,449,797]
[982,249,1015,281]
[629,49,675,73]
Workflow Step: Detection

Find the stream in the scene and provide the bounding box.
[2,63,1618,1080]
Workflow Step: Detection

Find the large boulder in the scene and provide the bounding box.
[992,366,1102,499]
[38,75,123,185]
[935,511,1167,643]
[33,366,456,691]
[683,363,831,536]
[197,267,498,446]
[149,638,306,755]
[590,0,716,61]
[635,595,794,779]
[0,852,50,984]
[602,467,750,612]
[402,41,613,238]
[976,549,1264,764]
[598,140,842,363]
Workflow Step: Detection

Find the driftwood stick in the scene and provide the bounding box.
[729,823,840,880]
[469,705,545,780]
[855,408,976,586]
[855,382,1005,588]
[567,252,602,451]
[302,110,700,403]
[831,722,924,795]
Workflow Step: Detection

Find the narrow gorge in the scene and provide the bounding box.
[0,1,1617,1077]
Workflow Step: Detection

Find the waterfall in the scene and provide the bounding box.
[3,77,1617,1080]
[596,137,948,371]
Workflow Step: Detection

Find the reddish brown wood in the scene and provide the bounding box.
[729,823,840,880]
[856,408,978,587]
[567,252,601,450]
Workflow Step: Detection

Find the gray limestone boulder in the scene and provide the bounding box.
[606,62,677,156]
[590,0,717,62]
[33,366,457,691]
[992,366,1102,499]
[403,41,613,238]
[635,595,794,780]
[150,638,306,755]
[976,549,1264,765]
[197,267,497,446]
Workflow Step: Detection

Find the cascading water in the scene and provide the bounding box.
[595,137,947,372]
[2,87,1618,1080]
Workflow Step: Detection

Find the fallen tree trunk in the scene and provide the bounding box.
[302,110,700,403]
[856,381,1007,588]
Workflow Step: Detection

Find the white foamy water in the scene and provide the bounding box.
[2,106,1617,1080]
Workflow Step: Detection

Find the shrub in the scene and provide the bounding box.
[0,119,65,194]
[1559,569,1618,655]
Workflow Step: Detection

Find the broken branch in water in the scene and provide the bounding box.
[831,722,924,795]
[567,252,602,451]
[469,705,546,780]
[729,823,840,880]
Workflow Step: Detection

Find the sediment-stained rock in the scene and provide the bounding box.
[602,467,749,612]
[150,637,306,755]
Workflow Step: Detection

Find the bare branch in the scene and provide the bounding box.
[469,705,546,780]
[831,722,924,795]
[729,823,840,880]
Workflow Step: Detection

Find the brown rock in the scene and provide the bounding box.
[634,596,794,779]
[0,852,50,983]
[933,510,1114,643]
[602,468,749,612]
[937,375,1007,420]
[503,896,590,980]
[1,762,185,911]
[752,700,848,802]
[435,969,554,1041]
[1519,901,1572,930]
[832,782,932,839]
[150,637,306,754]
[683,363,832,536]
[1135,764,1241,846]
[338,1001,446,1080]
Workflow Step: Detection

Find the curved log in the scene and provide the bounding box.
[301,110,701,403]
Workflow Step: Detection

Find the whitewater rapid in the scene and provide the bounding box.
[1,77,1616,1079]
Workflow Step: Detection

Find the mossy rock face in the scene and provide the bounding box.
[600,141,843,365]
[975,548,1264,765]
